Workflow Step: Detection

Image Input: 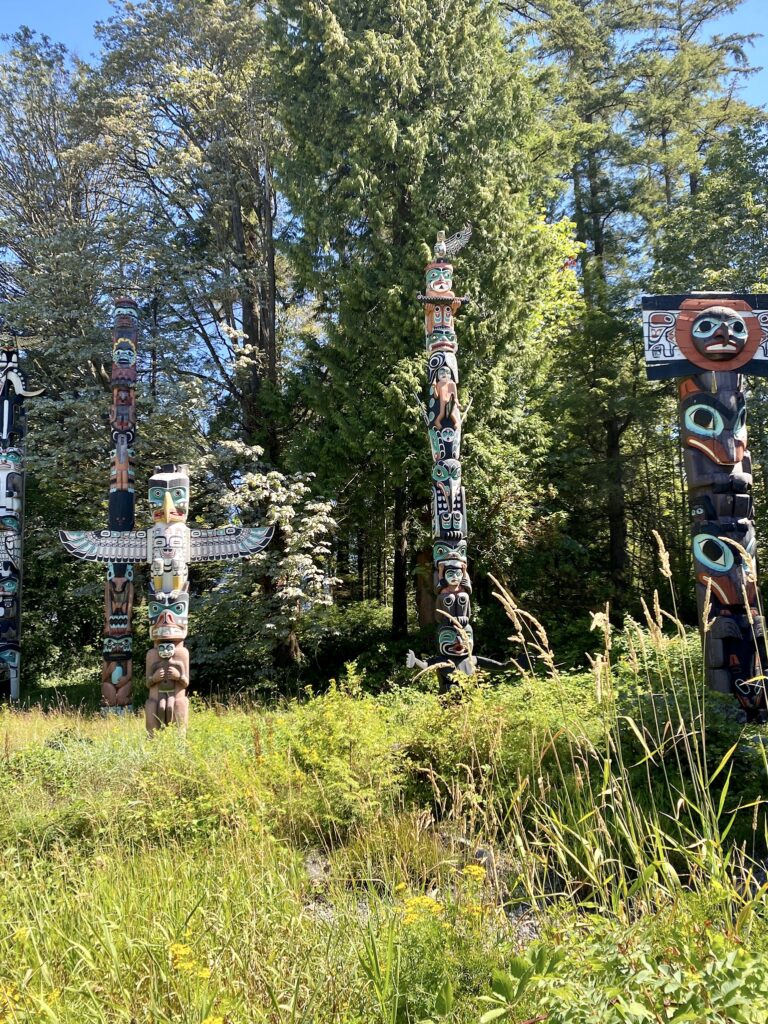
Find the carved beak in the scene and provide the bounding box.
[162,491,175,523]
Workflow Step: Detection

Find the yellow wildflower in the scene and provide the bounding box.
[394,882,407,894]
[196,967,212,979]
[399,895,444,924]
[461,864,486,883]
[175,960,197,974]
[202,1017,224,1024]
[170,942,193,959]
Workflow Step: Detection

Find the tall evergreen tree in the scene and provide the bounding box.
[269,0,577,638]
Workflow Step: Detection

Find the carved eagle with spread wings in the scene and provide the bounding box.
[59,525,274,564]
[434,224,472,260]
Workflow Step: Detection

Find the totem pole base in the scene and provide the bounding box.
[407,649,476,692]
[100,705,134,718]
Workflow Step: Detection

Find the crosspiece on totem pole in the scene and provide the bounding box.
[103,298,139,712]
[60,461,274,728]
[407,224,477,684]
[642,291,768,717]
[0,343,44,701]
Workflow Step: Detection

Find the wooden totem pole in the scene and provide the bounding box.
[643,292,768,719]
[0,345,43,699]
[60,464,274,731]
[103,299,138,712]
[408,227,476,685]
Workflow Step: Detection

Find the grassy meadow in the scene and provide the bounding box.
[4,593,768,1023]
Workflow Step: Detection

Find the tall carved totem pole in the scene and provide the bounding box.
[643,292,768,718]
[103,299,139,711]
[0,345,43,699]
[61,465,274,731]
[408,227,476,685]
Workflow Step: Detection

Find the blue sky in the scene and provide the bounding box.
[0,0,766,106]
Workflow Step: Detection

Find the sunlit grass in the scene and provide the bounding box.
[2,583,768,1021]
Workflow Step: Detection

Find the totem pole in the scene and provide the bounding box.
[103,299,139,712]
[407,226,476,685]
[60,464,273,731]
[642,292,768,719]
[0,345,43,699]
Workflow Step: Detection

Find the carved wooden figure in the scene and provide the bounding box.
[642,292,768,719]
[0,345,43,699]
[408,226,476,686]
[60,463,273,731]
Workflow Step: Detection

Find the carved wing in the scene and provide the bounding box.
[189,525,274,563]
[443,223,472,258]
[59,529,148,563]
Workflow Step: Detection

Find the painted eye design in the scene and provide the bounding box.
[149,603,162,616]
[693,315,748,338]
[735,406,747,442]
[172,603,186,615]
[149,487,164,503]
[684,404,724,437]
[693,535,735,573]
[693,318,719,338]
[729,318,748,337]
[172,488,187,501]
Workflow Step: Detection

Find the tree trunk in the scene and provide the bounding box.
[356,533,366,600]
[605,415,630,620]
[391,485,409,638]
[415,547,435,627]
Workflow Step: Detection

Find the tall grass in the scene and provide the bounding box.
[488,568,768,932]
[2,576,768,1022]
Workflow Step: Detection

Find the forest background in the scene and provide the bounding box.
[1,0,767,699]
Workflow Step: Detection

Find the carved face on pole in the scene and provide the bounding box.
[690,527,755,607]
[437,623,474,658]
[690,308,749,361]
[149,466,190,524]
[674,298,762,372]
[149,590,190,641]
[680,383,747,466]
[112,338,137,383]
[426,261,453,295]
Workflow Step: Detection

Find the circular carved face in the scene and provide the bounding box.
[675,298,761,370]
[691,307,749,361]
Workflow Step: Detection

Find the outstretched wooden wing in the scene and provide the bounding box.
[59,529,148,563]
[443,223,472,258]
[189,525,274,563]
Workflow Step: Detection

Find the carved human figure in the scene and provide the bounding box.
[146,641,190,731]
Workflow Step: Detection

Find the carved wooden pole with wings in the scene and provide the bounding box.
[60,464,273,731]
[408,226,477,686]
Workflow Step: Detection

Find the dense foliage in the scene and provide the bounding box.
[0,0,765,691]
